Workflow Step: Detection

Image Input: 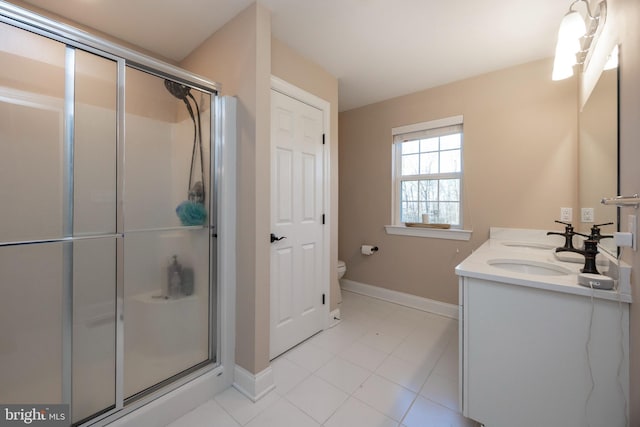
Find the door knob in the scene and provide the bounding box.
[270,233,286,243]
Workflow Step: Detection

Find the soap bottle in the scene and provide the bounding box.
[167,255,183,298]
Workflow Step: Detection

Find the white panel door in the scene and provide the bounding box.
[270,89,324,359]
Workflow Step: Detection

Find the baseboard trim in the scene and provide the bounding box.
[340,279,458,319]
[233,365,276,402]
[106,368,228,427]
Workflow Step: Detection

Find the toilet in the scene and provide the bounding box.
[337,260,346,279]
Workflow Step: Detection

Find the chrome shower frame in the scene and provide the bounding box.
[0,2,225,425]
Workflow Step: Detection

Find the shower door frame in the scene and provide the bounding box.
[0,3,230,426]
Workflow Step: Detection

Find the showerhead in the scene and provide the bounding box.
[165,78,206,210]
[164,80,191,100]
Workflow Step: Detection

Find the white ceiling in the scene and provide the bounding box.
[16,0,571,111]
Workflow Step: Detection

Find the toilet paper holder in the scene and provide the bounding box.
[361,245,379,255]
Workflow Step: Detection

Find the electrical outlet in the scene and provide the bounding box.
[560,207,572,222]
[581,208,594,223]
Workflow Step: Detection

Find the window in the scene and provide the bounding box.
[393,116,463,228]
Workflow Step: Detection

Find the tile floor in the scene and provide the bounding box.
[167,290,480,427]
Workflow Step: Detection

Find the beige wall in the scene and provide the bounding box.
[271,38,340,310]
[601,0,640,421]
[180,3,272,374]
[181,3,341,374]
[339,58,577,305]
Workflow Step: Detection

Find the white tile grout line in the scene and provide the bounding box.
[397,331,456,426]
[204,291,464,427]
[332,292,459,425]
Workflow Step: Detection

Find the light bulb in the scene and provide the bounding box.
[558,10,587,40]
[555,36,581,58]
[552,9,585,82]
[552,62,574,81]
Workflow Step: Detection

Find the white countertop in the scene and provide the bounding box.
[455,227,632,303]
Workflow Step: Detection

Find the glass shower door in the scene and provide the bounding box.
[0,16,218,424]
[0,22,68,407]
[123,67,212,400]
[0,22,118,424]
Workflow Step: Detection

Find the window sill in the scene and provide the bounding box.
[384,225,472,241]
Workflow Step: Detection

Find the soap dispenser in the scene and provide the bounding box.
[167,255,183,298]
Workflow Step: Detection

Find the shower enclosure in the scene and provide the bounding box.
[0,3,230,426]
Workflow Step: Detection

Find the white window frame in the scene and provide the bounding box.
[386,115,472,241]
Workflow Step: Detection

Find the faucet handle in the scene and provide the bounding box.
[554,220,574,234]
[589,222,614,241]
[594,222,614,228]
[548,221,576,250]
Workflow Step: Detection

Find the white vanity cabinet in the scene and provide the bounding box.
[458,276,629,427]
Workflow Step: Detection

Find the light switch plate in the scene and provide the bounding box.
[560,207,572,222]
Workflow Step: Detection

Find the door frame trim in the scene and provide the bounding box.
[270,75,332,334]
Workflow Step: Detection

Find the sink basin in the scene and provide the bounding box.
[501,241,555,250]
[487,258,571,276]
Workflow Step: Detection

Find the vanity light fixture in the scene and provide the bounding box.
[552,0,607,81]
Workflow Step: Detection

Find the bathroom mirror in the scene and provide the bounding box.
[578,46,619,254]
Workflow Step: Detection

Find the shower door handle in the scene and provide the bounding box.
[270,233,286,243]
